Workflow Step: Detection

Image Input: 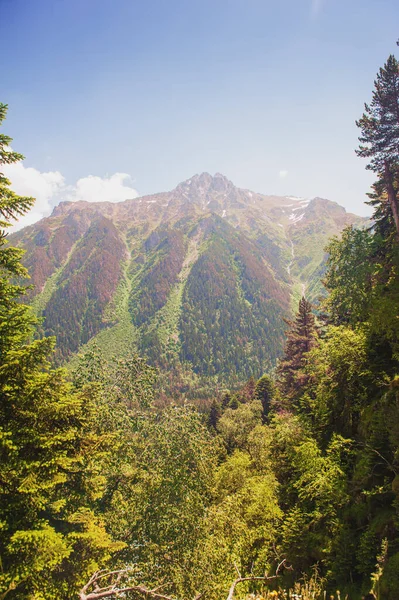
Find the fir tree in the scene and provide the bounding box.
[277,297,318,404]
[0,105,123,599]
[0,104,34,232]
[0,104,35,360]
[254,374,275,422]
[356,54,399,237]
[207,398,222,430]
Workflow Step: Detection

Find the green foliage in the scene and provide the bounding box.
[324,227,375,325]
[303,326,375,439]
[379,550,399,600]
[267,410,350,578]
[72,343,156,411]
[101,405,219,598]
[293,435,350,512]
[191,439,282,600]
[217,400,263,452]
[356,54,399,240]
[0,104,34,232]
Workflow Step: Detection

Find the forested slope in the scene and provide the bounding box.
[11,172,364,395]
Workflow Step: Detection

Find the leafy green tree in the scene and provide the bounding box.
[323,227,375,326]
[279,435,350,576]
[0,104,35,359]
[207,397,222,429]
[110,406,218,599]
[323,222,399,368]
[217,400,263,452]
[191,438,282,600]
[302,326,375,439]
[73,342,157,413]
[0,105,34,235]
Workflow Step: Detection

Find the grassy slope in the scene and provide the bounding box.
[142,229,203,358]
[31,238,81,317]
[66,235,140,372]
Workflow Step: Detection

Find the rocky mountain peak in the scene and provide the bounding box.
[210,172,234,191]
[176,172,234,198]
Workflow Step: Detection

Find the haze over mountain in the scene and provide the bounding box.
[12,172,365,395]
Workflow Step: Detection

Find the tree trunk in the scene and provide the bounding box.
[384,161,399,240]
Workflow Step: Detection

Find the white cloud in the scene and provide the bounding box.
[66,173,138,204]
[3,163,139,231]
[279,169,289,179]
[4,163,65,231]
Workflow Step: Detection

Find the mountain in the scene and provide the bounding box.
[11,172,365,395]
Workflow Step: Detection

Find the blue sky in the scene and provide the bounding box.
[1,0,399,226]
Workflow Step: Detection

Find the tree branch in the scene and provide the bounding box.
[78,569,185,600]
[226,559,289,600]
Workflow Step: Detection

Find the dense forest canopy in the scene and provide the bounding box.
[1,49,399,600]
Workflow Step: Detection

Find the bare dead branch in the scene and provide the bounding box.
[233,563,241,579]
[226,559,289,600]
[78,568,186,600]
[275,559,289,576]
[79,582,176,600]
[226,576,271,600]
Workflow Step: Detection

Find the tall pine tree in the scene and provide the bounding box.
[356,54,399,237]
[0,104,123,599]
[277,297,318,405]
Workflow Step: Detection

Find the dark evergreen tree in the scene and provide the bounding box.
[221,390,231,409]
[356,54,399,237]
[207,398,222,430]
[228,394,240,410]
[277,297,318,404]
[254,374,275,422]
[0,104,123,599]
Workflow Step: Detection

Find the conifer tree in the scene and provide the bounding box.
[0,104,35,359]
[254,374,275,422]
[356,54,399,237]
[277,297,318,404]
[207,398,222,429]
[0,104,122,599]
